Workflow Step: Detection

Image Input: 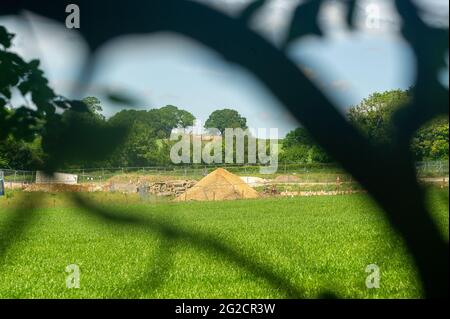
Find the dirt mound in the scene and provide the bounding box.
[175,168,259,201]
[274,175,301,183]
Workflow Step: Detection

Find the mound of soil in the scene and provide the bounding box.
[175,168,259,201]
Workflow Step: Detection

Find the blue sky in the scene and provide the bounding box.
[0,0,448,137]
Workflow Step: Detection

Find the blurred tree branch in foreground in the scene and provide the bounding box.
[0,0,448,298]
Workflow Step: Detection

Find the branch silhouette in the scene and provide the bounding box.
[0,0,448,297]
[71,193,307,298]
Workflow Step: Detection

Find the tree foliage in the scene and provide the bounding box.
[412,117,449,160]
[348,89,448,160]
[109,105,195,139]
[281,127,332,163]
[104,106,195,167]
[157,105,195,137]
[0,137,44,169]
[205,109,247,135]
[0,25,196,170]
[0,26,90,142]
[282,89,448,163]
[348,89,411,145]
[0,26,125,171]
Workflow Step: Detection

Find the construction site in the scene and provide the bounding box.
[1,161,448,201]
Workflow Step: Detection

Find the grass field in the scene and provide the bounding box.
[0,188,447,298]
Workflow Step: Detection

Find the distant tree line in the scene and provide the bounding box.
[1,90,447,170]
[281,89,448,164]
[1,93,448,170]
[0,96,253,169]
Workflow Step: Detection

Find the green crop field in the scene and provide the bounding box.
[0,188,447,299]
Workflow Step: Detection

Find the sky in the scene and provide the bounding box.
[0,0,448,137]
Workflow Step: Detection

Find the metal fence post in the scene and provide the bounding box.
[0,170,4,196]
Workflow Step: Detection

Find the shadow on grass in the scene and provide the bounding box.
[70,193,327,299]
[0,195,42,271]
[0,0,448,297]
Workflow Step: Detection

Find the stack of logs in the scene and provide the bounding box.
[143,180,197,196]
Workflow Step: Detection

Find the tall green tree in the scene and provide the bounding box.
[82,96,105,120]
[109,106,195,139]
[281,127,331,163]
[0,153,7,168]
[348,89,449,160]
[157,105,195,137]
[108,109,148,127]
[282,89,448,164]
[205,109,247,135]
[347,89,411,145]
[109,122,158,167]
[283,127,316,148]
[411,117,449,160]
[106,106,195,167]
[0,137,45,170]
